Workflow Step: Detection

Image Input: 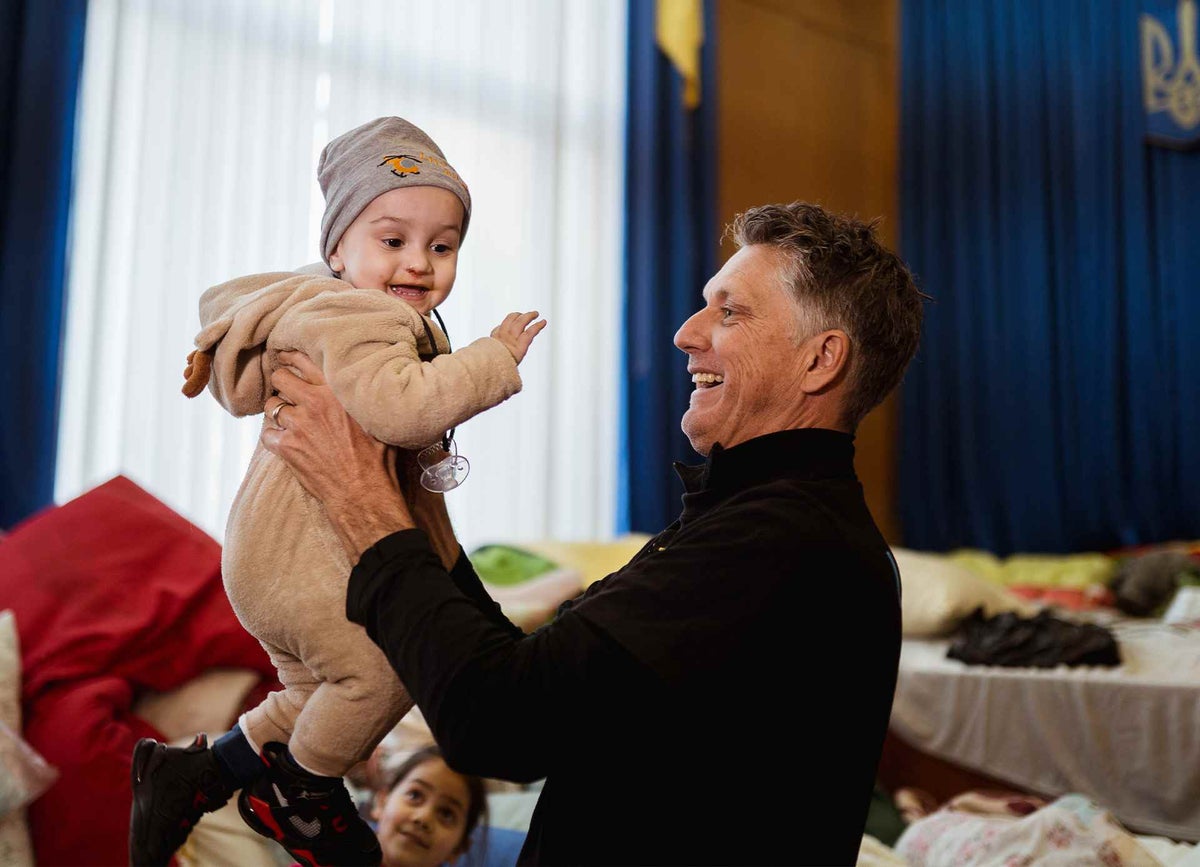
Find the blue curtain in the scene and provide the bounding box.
[0,0,87,530]
[899,0,1200,555]
[621,0,718,533]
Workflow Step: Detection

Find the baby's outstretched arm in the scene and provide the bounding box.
[491,311,547,363]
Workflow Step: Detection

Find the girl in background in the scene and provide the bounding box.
[373,744,488,867]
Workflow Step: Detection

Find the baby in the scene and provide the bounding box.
[129,116,544,867]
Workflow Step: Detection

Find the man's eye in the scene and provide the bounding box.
[721,307,734,319]
[383,238,403,248]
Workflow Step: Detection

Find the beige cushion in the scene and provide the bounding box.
[487,567,585,632]
[521,535,653,588]
[0,612,19,732]
[0,610,35,867]
[132,668,261,743]
[893,548,1033,638]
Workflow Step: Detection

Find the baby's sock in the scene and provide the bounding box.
[280,746,343,785]
[212,725,265,788]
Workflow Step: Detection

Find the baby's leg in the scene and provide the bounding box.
[222,456,412,777]
[287,616,414,777]
[238,642,319,751]
[229,566,412,777]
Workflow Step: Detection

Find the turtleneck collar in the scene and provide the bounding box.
[672,428,857,505]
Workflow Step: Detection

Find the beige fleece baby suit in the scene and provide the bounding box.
[192,269,522,776]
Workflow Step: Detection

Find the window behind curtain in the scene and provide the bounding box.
[56,0,626,551]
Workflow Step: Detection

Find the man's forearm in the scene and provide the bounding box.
[324,466,460,568]
[325,491,415,563]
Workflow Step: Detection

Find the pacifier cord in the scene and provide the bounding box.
[423,309,454,452]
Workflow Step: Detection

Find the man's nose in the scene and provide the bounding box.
[673,309,708,353]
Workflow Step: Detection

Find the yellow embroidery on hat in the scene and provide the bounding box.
[414,151,464,185]
[380,154,422,176]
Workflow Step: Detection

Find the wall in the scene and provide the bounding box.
[716,0,902,541]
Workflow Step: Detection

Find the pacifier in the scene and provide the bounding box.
[418,438,470,493]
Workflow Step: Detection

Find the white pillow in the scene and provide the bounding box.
[0,610,35,867]
[892,548,1032,638]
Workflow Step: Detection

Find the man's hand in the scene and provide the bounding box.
[260,350,413,561]
[491,311,547,363]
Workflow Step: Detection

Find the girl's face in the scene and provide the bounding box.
[373,757,473,867]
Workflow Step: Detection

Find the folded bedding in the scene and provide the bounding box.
[894,792,1199,867]
[948,549,1117,589]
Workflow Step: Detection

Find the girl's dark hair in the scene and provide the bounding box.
[385,744,489,863]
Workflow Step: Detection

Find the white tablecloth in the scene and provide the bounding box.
[890,619,1200,841]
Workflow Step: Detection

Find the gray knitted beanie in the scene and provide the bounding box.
[318,116,471,266]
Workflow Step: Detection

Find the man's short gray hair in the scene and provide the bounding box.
[727,202,928,429]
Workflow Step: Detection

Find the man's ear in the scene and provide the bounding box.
[329,241,345,274]
[799,329,850,394]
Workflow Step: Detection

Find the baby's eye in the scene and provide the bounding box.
[431,243,454,254]
[437,807,460,826]
[383,238,403,249]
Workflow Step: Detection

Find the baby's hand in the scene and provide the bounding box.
[491,311,547,363]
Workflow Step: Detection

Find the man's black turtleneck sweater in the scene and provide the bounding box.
[348,428,901,866]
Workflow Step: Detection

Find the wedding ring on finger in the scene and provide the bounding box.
[270,400,289,429]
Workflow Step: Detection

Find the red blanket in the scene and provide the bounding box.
[0,476,276,866]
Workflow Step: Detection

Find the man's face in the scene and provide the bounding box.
[329,186,464,315]
[673,244,814,455]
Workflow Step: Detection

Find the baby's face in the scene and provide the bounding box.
[329,186,464,314]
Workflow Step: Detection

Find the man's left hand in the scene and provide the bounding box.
[261,350,413,559]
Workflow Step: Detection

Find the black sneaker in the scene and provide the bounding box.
[129,734,234,866]
[237,742,381,867]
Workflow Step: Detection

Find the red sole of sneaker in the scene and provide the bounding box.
[236,790,321,867]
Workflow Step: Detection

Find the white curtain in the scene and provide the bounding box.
[57,0,626,552]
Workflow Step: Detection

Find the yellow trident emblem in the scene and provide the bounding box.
[1142,0,1200,131]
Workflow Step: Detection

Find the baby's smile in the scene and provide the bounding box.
[388,284,430,302]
